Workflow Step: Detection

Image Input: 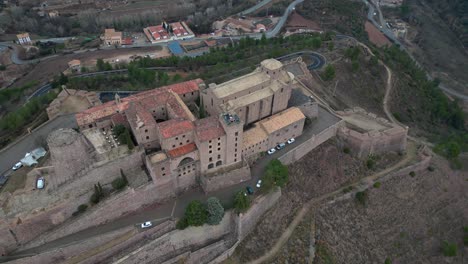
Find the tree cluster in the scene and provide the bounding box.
[177,197,225,229]
[261,159,289,192]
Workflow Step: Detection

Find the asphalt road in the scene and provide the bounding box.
[239,0,273,15]
[11,106,341,257]
[0,114,77,175]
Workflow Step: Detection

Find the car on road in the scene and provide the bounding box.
[256,180,262,188]
[276,143,286,150]
[141,221,152,228]
[12,162,23,171]
[287,138,295,144]
[36,177,45,189]
[267,148,276,155]
[246,186,254,195]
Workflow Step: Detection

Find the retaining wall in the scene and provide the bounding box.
[200,164,251,193]
[23,181,174,250]
[279,121,344,165]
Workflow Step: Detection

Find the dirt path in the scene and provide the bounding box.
[248,141,418,264]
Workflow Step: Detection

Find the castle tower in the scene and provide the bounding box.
[47,128,96,189]
[219,113,244,165]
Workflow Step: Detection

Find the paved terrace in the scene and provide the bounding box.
[12,105,341,257]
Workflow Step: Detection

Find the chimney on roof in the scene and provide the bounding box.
[115,93,121,105]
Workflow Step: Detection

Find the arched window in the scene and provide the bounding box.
[208,163,214,169]
[216,160,222,167]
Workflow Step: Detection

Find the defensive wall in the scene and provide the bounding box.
[200,163,251,193]
[22,180,174,251]
[12,188,282,263]
[336,108,408,158]
[278,121,345,165]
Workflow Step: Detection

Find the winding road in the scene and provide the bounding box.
[362,0,468,101]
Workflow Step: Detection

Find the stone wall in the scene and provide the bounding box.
[6,226,135,264]
[337,126,408,159]
[279,121,344,165]
[200,163,251,193]
[119,211,234,264]
[236,188,282,241]
[22,181,174,250]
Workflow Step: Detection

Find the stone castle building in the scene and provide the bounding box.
[74,59,309,193]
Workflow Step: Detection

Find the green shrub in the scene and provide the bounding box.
[342,186,354,193]
[384,258,392,264]
[441,241,457,257]
[355,191,368,205]
[72,204,88,216]
[409,171,415,177]
[176,217,188,230]
[112,177,127,190]
[233,190,250,213]
[184,200,208,227]
[373,182,381,188]
[206,197,225,225]
[78,204,88,212]
[428,166,435,172]
[366,158,376,169]
[343,147,350,154]
[0,65,6,71]
[464,226,468,246]
[261,159,289,192]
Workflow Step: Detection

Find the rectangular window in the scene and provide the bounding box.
[161,167,165,171]
[235,132,238,136]
[217,154,221,159]
[209,157,212,162]
[217,147,220,151]
[209,150,212,154]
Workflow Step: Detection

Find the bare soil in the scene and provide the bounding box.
[398,0,468,95]
[230,140,401,262]
[365,21,391,47]
[308,41,388,117]
[59,95,92,114]
[310,155,468,263]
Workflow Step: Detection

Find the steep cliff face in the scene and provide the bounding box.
[423,0,468,48]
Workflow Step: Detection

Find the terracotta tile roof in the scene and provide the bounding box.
[167,143,197,158]
[260,107,305,134]
[158,119,194,139]
[167,78,203,95]
[242,125,268,149]
[195,116,225,142]
[110,113,127,126]
[76,100,129,126]
[76,80,204,127]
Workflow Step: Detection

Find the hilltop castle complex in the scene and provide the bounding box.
[74,59,313,193]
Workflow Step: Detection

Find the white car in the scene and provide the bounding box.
[256,180,262,188]
[36,177,45,189]
[12,162,23,171]
[267,148,276,155]
[287,138,295,144]
[141,221,152,228]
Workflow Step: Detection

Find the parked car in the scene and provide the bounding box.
[36,177,45,189]
[267,148,276,155]
[256,180,262,188]
[12,162,23,171]
[287,138,295,144]
[141,221,152,228]
[246,186,254,195]
[276,143,286,150]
